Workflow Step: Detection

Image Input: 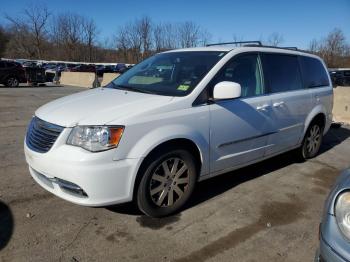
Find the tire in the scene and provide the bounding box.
[299,121,324,160]
[137,148,197,217]
[5,77,19,87]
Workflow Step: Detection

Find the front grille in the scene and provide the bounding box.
[26,116,64,153]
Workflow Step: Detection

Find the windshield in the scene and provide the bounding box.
[108,51,227,96]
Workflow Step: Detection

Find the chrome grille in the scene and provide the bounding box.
[26,117,64,153]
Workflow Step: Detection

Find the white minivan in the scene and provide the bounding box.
[24,42,333,217]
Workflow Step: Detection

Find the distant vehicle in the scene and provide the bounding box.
[0,60,27,87]
[24,42,333,217]
[69,64,96,73]
[115,63,127,73]
[22,61,38,68]
[96,65,115,77]
[315,169,350,261]
[329,69,350,86]
[42,63,57,70]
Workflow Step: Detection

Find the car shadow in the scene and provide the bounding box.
[0,201,14,251]
[107,125,350,218]
[186,124,350,211]
[319,124,350,154]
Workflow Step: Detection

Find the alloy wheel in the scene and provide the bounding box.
[306,125,321,155]
[7,77,19,87]
[149,157,189,207]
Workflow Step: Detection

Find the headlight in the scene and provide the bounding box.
[67,126,124,152]
[335,191,350,241]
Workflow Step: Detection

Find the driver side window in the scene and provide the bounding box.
[210,53,264,98]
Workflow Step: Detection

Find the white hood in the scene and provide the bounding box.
[35,88,174,127]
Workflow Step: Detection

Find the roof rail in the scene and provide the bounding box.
[281,47,298,50]
[206,41,262,47]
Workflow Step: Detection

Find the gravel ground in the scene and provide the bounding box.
[0,86,350,262]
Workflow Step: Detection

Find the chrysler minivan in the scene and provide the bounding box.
[24,42,333,217]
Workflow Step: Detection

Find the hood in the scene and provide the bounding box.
[35,88,174,127]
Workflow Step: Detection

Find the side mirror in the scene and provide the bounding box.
[213,81,241,100]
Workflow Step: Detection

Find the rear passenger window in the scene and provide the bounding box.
[262,54,303,93]
[300,56,329,88]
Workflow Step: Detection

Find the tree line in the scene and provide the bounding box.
[0,3,349,67]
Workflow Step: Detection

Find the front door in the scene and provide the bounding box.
[209,53,275,174]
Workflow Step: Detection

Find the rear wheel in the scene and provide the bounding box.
[137,148,197,217]
[300,122,323,159]
[5,77,19,87]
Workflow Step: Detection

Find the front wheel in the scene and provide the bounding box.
[137,149,197,217]
[300,122,323,159]
[6,77,19,87]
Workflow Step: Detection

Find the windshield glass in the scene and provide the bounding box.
[108,51,227,96]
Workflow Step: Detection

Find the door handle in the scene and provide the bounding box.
[256,104,270,111]
[273,101,285,107]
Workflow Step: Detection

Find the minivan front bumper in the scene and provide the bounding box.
[24,134,142,206]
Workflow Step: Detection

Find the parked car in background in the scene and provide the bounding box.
[96,65,116,77]
[24,43,333,217]
[0,60,27,87]
[329,69,350,86]
[115,63,127,73]
[69,64,96,73]
[22,61,38,68]
[316,169,350,261]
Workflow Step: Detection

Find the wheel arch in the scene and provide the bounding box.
[303,105,327,138]
[132,137,204,202]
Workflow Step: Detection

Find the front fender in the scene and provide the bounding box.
[120,124,209,176]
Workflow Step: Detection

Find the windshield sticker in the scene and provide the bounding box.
[177,84,190,91]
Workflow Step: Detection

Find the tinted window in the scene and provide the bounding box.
[300,56,329,87]
[262,54,303,93]
[210,53,264,98]
[0,61,6,68]
[5,62,15,68]
[110,51,227,96]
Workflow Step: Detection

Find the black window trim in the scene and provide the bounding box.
[298,55,330,89]
[260,52,305,95]
[192,51,268,106]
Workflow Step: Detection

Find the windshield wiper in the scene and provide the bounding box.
[113,84,155,94]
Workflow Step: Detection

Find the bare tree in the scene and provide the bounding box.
[177,21,200,48]
[308,28,349,67]
[82,18,98,62]
[4,23,37,59]
[162,23,178,49]
[199,29,212,46]
[0,26,9,57]
[153,22,179,51]
[308,38,319,53]
[153,23,164,52]
[5,3,50,59]
[51,13,85,61]
[115,25,132,62]
[267,32,284,46]
[138,16,153,58]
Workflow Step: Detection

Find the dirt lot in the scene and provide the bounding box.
[0,86,350,262]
